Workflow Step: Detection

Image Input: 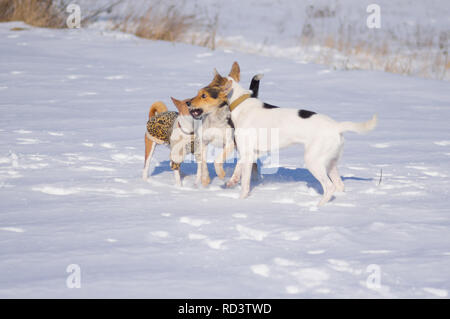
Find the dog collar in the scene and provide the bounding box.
[229,94,251,112]
[177,122,194,135]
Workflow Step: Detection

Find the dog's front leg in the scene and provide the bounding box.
[226,159,258,187]
[200,142,210,186]
[195,162,202,186]
[214,141,234,180]
[171,162,182,187]
[174,170,182,187]
[169,135,187,187]
[239,159,254,199]
[194,144,202,187]
[226,161,242,188]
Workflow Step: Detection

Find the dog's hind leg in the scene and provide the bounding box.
[327,137,345,192]
[305,150,335,206]
[172,165,182,187]
[307,162,335,206]
[143,134,156,180]
[328,160,345,192]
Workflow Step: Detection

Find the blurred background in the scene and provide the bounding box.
[1,0,449,80]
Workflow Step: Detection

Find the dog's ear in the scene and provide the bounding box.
[212,68,221,83]
[220,79,233,96]
[210,68,227,87]
[228,61,240,82]
[171,97,190,115]
[170,96,181,107]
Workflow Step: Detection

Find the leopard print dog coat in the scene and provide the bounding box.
[146,111,179,145]
[146,111,196,170]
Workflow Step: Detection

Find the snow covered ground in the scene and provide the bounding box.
[0,21,450,298]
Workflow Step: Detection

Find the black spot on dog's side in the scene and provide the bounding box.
[298,109,316,118]
[263,103,280,109]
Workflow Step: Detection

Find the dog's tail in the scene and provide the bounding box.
[338,114,378,134]
[148,101,168,119]
[249,73,264,98]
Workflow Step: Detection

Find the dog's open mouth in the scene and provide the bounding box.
[189,108,204,119]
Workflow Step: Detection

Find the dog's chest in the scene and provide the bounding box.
[170,130,198,155]
[201,109,233,146]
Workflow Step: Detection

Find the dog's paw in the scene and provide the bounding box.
[214,163,226,180]
[239,192,249,199]
[202,176,211,186]
[216,169,226,180]
[318,194,335,206]
[226,179,238,188]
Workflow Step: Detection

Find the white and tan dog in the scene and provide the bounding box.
[143,67,261,188]
[188,62,261,186]
[189,62,378,206]
[143,98,199,186]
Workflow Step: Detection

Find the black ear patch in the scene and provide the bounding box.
[263,103,280,109]
[298,109,316,118]
[205,87,220,99]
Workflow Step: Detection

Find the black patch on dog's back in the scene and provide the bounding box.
[298,109,316,118]
[263,103,280,109]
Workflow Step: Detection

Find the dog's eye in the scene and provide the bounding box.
[201,94,206,99]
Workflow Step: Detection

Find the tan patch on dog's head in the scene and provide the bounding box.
[170,97,191,116]
[208,69,228,87]
[228,61,240,82]
[189,70,233,119]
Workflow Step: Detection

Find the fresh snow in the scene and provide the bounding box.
[0,21,449,298]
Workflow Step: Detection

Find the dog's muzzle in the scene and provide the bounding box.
[189,108,204,119]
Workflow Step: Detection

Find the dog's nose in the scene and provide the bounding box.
[186,100,191,107]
